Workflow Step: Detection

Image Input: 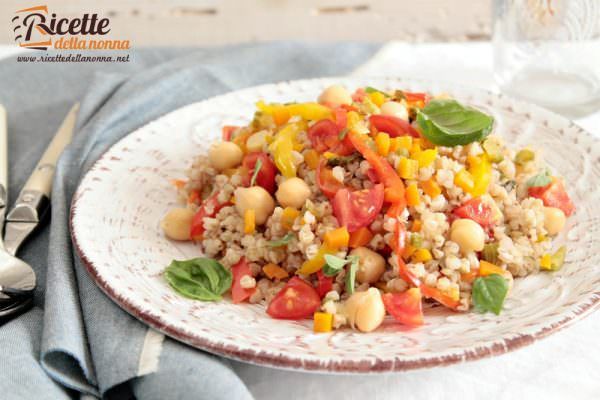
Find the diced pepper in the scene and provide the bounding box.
[540,254,552,270]
[515,149,535,165]
[454,169,475,193]
[402,244,417,259]
[232,130,253,154]
[263,263,289,280]
[420,285,460,309]
[421,178,442,198]
[368,91,386,107]
[348,227,374,248]
[244,209,255,234]
[482,138,504,163]
[406,183,420,206]
[375,132,391,156]
[187,190,200,205]
[395,136,413,152]
[257,101,333,125]
[323,227,350,249]
[550,246,567,271]
[410,138,422,155]
[171,179,187,189]
[460,269,479,283]
[398,157,419,179]
[281,207,300,230]
[412,248,432,263]
[410,219,422,232]
[468,155,492,196]
[304,149,320,170]
[298,244,336,275]
[412,148,437,168]
[313,312,333,333]
[479,260,505,276]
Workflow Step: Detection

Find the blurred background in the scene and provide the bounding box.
[1,0,491,45]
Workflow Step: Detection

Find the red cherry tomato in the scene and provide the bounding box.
[403,91,429,103]
[369,114,420,138]
[242,152,277,194]
[333,108,347,131]
[267,277,321,319]
[307,119,354,156]
[221,125,239,141]
[352,87,366,102]
[230,258,256,304]
[332,183,384,232]
[190,192,229,240]
[528,179,575,216]
[316,158,346,199]
[382,288,424,327]
[453,198,493,227]
[315,270,333,298]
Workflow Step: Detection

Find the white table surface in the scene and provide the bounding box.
[3,43,599,399]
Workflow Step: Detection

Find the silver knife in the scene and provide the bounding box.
[0,105,7,250]
[3,103,79,256]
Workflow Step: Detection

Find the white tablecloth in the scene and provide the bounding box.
[4,42,598,400]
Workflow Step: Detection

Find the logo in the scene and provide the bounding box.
[12,5,129,51]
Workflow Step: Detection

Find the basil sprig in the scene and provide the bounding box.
[164,258,232,301]
[417,99,494,146]
[322,254,357,277]
[472,274,508,315]
[249,158,263,187]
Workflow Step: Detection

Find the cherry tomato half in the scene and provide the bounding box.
[231,258,256,304]
[315,270,333,298]
[316,158,346,199]
[190,192,229,240]
[242,152,277,194]
[528,179,575,216]
[332,183,384,232]
[453,198,493,227]
[369,114,420,138]
[307,119,354,156]
[382,288,424,327]
[266,277,321,319]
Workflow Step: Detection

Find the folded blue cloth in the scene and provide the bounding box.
[0,42,380,399]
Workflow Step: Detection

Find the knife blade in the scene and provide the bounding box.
[3,103,79,256]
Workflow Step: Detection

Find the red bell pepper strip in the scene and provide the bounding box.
[369,115,420,138]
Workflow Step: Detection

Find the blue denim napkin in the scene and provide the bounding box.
[0,42,380,399]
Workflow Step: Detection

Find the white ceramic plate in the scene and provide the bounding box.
[71,78,600,372]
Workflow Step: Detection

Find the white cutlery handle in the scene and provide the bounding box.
[0,104,7,190]
[23,103,79,197]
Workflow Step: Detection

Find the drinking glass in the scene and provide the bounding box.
[493,0,600,116]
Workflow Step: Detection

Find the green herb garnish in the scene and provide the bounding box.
[526,169,552,189]
[482,243,500,265]
[164,258,232,301]
[249,158,263,187]
[326,153,360,167]
[338,127,349,140]
[267,232,294,247]
[472,274,508,315]
[322,254,359,278]
[365,86,389,96]
[345,257,359,294]
[416,99,494,146]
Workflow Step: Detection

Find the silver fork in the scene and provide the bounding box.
[0,104,78,319]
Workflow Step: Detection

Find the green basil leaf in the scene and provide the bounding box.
[323,254,357,277]
[345,258,358,294]
[472,274,508,315]
[417,99,494,146]
[365,86,389,96]
[267,232,294,247]
[249,157,263,187]
[164,258,232,301]
[526,170,552,189]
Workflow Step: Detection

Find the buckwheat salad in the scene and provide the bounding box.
[160,84,575,333]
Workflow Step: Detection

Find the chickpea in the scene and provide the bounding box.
[275,177,311,209]
[318,84,352,107]
[161,208,195,241]
[450,218,485,254]
[350,247,386,284]
[379,101,409,121]
[246,130,270,153]
[343,288,385,333]
[543,207,566,235]
[208,141,243,171]
[234,186,275,225]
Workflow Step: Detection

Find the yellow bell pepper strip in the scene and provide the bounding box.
[412,148,437,168]
[303,149,320,170]
[479,260,505,276]
[398,157,419,180]
[281,206,300,230]
[467,154,492,196]
[454,168,475,193]
[375,132,391,156]
[297,243,336,275]
[269,123,300,178]
[313,312,334,333]
[348,130,406,205]
[257,101,333,125]
[244,209,256,234]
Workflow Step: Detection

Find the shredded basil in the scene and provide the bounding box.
[472,274,508,315]
[416,99,494,146]
[267,232,294,247]
[345,257,359,294]
[326,153,360,167]
[249,158,263,187]
[164,258,232,301]
[526,169,552,189]
[323,254,353,277]
[338,127,349,140]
